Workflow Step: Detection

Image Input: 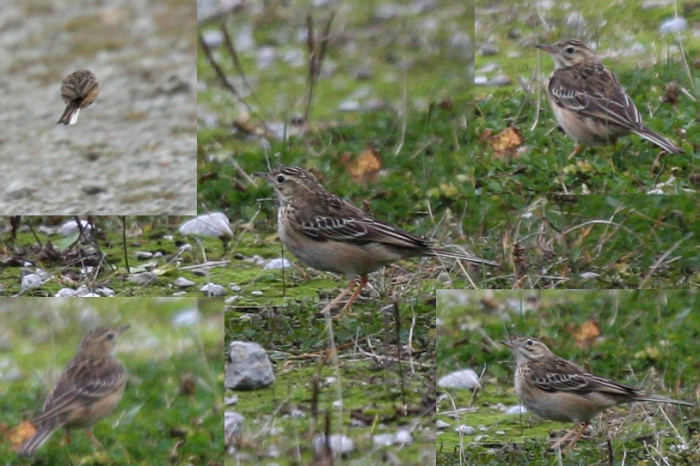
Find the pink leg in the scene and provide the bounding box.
[340,275,368,314]
[567,144,582,160]
[319,276,368,315]
[549,421,588,451]
[565,421,589,450]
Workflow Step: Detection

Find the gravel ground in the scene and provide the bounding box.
[0,0,196,214]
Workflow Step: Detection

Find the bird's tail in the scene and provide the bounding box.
[17,422,59,457]
[634,395,694,407]
[430,248,500,267]
[57,104,80,125]
[634,127,683,154]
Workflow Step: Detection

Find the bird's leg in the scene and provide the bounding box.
[320,282,355,315]
[63,429,71,446]
[565,421,590,450]
[549,428,577,451]
[340,275,368,314]
[548,421,588,451]
[567,144,582,160]
[320,276,368,317]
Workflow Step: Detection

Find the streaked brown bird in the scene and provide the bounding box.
[18,325,129,457]
[503,337,693,450]
[536,39,682,157]
[256,166,499,315]
[57,70,99,125]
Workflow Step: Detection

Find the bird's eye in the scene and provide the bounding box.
[565,46,575,54]
[276,175,286,183]
[526,339,534,346]
[106,332,116,340]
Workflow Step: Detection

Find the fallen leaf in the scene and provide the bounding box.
[567,319,600,349]
[8,420,36,451]
[489,125,523,159]
[343,146,382,185]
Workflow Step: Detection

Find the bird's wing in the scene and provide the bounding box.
[289,194,428,249]
[533,371,592,392]
[532,356,637,396]
[549,65,642,130]
[35,366,125,423]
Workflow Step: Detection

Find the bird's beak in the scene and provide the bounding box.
[501,339,514,348]
[255,172,271,181]
[118,324,131,333]
[535,43,555,54]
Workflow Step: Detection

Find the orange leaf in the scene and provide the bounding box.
[8,420,36,451]
[568,319,601,349]
[489,125,523,159]
[345,147,382,185]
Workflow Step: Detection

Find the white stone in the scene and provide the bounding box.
[660,17,687,34]
[436,420,450,429]
[313,434,354,455]
[264,258,292,270]
[438,369,481,389]
[179,213,232,237]
[505,405,528,415]
[455,425,476,435]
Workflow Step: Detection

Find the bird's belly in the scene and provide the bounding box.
[64,386,125,429]
[551,103,627,146]
[280,232,399,277]
[519,388,616,423]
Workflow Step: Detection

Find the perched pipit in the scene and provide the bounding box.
[502,337,693,450]
[57,70,99,125]
[18,325,129,457]
[256,166,498,314]
[536,39,682,157]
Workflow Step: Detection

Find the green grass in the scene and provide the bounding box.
[197,1,472,123]
[436,290,699,465]
[199,105,475,215]
[0,216,235,297]
[474,194,699,289]
[226,298,436,464]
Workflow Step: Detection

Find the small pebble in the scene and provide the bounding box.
[21,274,42,291]
[313,434,354,455]
[436,420,450,429]
[129,272,158,285]
[200,283,225,296]
[264,258,292,270]
[659,17,687,34]
[455,425,476,435]
[505,405,527,415]
[438,369,481,389]
[175,277,195,288]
